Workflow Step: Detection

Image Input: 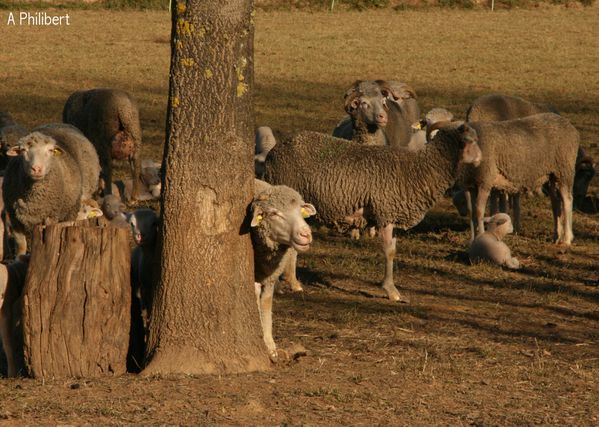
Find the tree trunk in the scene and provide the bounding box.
[21,221,130,378]
[142,0,269,375]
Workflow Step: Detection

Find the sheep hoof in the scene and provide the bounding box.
[268,349,280,363]
[289,281,304,292]
[383,285,410,303]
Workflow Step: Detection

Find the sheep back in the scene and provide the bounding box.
[463,113,579,192]
[265,130,462,229]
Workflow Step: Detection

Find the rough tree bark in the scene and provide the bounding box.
[22,221,130,378]
[142,0,269,375]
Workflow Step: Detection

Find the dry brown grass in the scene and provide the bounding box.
[1,8,599,425]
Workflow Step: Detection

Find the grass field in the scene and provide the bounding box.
[1,7,599,425]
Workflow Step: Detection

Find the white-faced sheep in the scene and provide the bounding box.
[0,254,30,377]
[265,125,482,302]
[461,113,579,245]
[469,213,520,270]
[332,80,417,148]
[251,179,316,361]
[63,88,142,200]
[127,208,158,371]
[2,124,101,255]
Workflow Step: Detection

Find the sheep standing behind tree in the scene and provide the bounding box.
[460,113,579,244]
[265,125,482,302]
[62,88,142,200]
[251,179,316,361]
[469,213,520,269]
[2,124,100,255]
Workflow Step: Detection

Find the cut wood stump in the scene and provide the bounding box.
[21,220,131,378]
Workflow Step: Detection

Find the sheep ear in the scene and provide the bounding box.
[483,216,492,223]
[300,203,317,218]
[495,218,508,226]
[411,121,422,131]
[87,208,103,219]
[52,146,64,156]
[251,207,264,227]
[6,145,22,156]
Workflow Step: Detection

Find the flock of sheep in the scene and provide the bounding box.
[0,77,593,373]
[254,80,593,359]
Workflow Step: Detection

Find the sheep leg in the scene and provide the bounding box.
[129,151,142,201]
[258,281,278,362]
[100,151,113,196]
[489,190,499,215]
[546,181,563,243]
[0,304,16,377]
[558,184,574,245]
[282,249,303,292]
[13,231,27,256]
[380,224,406,302]
[474,187,490,237]
[465,190,475,242]
[499,191,508,213]
[512,193,521,234]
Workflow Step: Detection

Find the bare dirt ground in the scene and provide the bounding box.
[1,8,599,425]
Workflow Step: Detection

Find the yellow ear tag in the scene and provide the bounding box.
[411,121,422,130]
[88,211,98,218]
[300,207,310,218]
[53,148,62,156]
[256,214,263,225]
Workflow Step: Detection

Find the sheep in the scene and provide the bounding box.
[460,113,579,245]
[251,179,316,361]
[255,127,277,179]
[75,199,103,221]
[332,80,416,148]
[62,88,142,200]
[407,108,455,152]
[466,93,558,122]
[0,113,28,174]
[100,194,129,228]
[264,125,482,302]
[127,208,158,371]
[0,254,30,377]
[3,124,101,255]
[464,93,594,231]
[469,213,520,270]
[111,159,162,202]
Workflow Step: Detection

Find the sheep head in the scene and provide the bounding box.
[251,186,316,253]
[7,132,65,180]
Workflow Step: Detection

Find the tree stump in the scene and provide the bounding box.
[21,220,130,378]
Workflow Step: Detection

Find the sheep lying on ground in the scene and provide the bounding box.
[251,179,316,361]
[0,255,30,377]
[0,113,28,174]
[332,80,416,148]
[460,113,579,245]
[469,213,520,270]
[127,208,159,371]
[63,88,142,200]
[3,124,100,255]
[265,125,482,302]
